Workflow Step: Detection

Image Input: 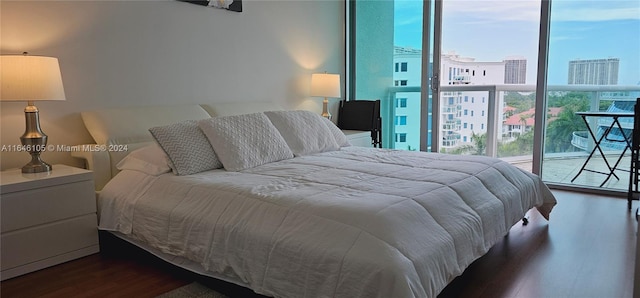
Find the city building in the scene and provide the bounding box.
[503,107,561,142]
[568,58,619,85]
[392,47,527,152]
[504,56,527,84]
[392,46,423,151]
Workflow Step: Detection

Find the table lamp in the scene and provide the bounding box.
[311,73,341,120]
[1,53,66,173]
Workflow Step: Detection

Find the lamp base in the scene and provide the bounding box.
[22,158,52,174]
[20,103,52,174]
[322,98,332,120]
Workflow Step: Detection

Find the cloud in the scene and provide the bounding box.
[552,7,640,22]
[443,0,541,23]
[442,0,639,23]
[396,16,423,27]
[550,35,581,42]
[394,0,424,26]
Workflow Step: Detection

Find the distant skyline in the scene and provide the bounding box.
[394,0,640,85]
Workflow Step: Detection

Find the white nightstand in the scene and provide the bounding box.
[342,130,373,147]
[0,164,99,280]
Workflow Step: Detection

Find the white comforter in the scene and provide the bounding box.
[99,147,556,298]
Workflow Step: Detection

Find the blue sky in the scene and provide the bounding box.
[394,0,640,85]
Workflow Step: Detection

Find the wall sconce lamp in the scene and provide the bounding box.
[1,53,66,173]
[310,73,341,120]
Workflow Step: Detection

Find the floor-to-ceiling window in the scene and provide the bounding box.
[349,0,542,161]
[348,0,426,150]
[541,0,640,192]
[437,1,541,169]
[348,0,640,194]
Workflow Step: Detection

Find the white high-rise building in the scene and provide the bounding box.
[568,58,619,85]
[392,48,525,152]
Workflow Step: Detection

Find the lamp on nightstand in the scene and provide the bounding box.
[311,73,341,120]
[1,53,66,173]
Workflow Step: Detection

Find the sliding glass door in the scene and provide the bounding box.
[435,1,542,174]
[540,0,640,191]
[349,0,542,161]
[348,0,640,194]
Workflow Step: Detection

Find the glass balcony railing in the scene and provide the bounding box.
[384,84,640,192]
[571,131,589,151]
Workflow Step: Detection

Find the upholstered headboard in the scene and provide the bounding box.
[72,101,283,191]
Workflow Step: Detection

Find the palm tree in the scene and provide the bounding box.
[519,114,530,134]
[545,102,588,153]
[451,132,486,155]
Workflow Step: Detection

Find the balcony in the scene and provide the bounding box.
[385,84,640,193]
[441,106,460,114]
[451,75,472,85]
[442,119,461,131]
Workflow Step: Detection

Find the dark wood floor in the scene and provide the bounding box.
[1,190,637,298]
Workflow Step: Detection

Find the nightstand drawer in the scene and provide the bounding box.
[1,180,95,233]
[1,214,98,271]
[0,165,99,280]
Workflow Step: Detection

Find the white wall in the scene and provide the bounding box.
[0,0,345,170]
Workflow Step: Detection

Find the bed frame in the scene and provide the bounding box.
[72,101,282,191]
[72,101,553,297]
[71,101,291,295]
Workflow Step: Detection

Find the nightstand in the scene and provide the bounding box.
[342,130,373,147]
[0,164,99,280]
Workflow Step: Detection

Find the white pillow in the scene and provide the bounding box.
[116,144,172,176]
[264,110,340,156]
[149,120,223,176]
[321,117,351,147]
[198,113,294,171]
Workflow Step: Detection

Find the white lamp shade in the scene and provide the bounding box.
[311,73,341,98]
[1,55,66,102]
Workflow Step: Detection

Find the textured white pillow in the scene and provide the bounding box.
[264,110,340,156]
[198,113,294,171]
[116,144,172,176]
[321,117,351,147]
[149,120,223,176]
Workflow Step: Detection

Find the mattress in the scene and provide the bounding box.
[99,146,556,297]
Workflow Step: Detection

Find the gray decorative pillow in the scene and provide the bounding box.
[264,110,340,156]
[198,113,294,171]
[149,120,222,175]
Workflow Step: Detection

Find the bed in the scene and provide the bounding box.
[73,102,556,298]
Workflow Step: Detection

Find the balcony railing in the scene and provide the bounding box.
[384,84,640,191]
[441,106,460,114]
[387,84,640,156]
[571,131,589,151]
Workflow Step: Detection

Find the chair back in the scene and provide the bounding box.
[628,98,640,209]
[633,98,640,150]
[337,100,382,147]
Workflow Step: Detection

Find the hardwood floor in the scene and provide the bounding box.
[1,190,637,298]
[440,190,637,298]
[0,237,193,298]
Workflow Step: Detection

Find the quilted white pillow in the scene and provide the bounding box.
[198,113,294,171]
[264,110,340,156]
[321,117,350,147]
[116,144,172,176]
[149,120,223,176]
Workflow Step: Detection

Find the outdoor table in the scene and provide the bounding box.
[571,111,634,187]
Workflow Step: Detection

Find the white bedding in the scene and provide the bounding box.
[99,147,556,298]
